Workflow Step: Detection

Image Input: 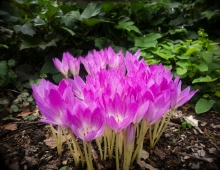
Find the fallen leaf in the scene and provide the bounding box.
[183,115,198,127]
[137,160,158,170]
[25,156,38,167]
[141,150,149,160]
[17,108,32,117]
[2,123,17,131]
[154,147,166,160]
[44,137,57,149]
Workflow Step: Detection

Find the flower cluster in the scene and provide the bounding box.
[32,47,197,170]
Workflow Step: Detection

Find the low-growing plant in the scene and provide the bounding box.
[31,47,197,170]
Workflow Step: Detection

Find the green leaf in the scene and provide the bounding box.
[41,60,59,74]
[61,27,75,36]
[186,47,199,55]
[116,21,141,34]
[169,28,187,35]
[196,61,208,72]
[2,114,14,120]
[38,39,57,50]
[63,11,81,20]
[0,61,8,76]
[39,4,58,19]
[102,2,114,13]
[59,166,70,170]
[7,59,15,67]
[130,2,144,12]
[33,18,46,26]
[53,73,64,84]
[195,98,215,114]
[10,104,19,113]
[202,10,220,20]
[23,114,37,121]
[0,99,9,105]
[20,35,42,50]
[192,75,218,84]
[82,18,102,26]
[81,3,102,19]
[134,33,162,48]
[176,67,187,75]
[13,23,35,36]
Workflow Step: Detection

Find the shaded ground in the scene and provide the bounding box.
[0,90,220,170]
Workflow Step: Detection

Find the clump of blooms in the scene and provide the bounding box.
[32,47,197,170]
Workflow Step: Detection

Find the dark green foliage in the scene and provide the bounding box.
[0,0,219,112]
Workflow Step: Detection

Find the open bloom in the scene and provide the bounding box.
[64,106,105,142]
[101,93,138,133]
[171,77,198,109]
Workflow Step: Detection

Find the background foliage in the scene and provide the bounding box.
[0,0,220,113]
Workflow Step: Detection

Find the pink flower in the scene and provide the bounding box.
[171,77,198,109]
[144,93,171,125]
[64,106,105,142]
[101,93,138,133]
[67,53,80,77]
[53,52,70,78]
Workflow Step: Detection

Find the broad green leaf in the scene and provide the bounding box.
[0,44,9,49]
[151,48,174,60]
[196,61,208,72]
[169,28,187,35]
[61,27,75,36]
[195,98,215,114]
[82,18,102,26]
[10,104,19,113]
[192,75,218,84]
[134,33,162,48]
[176,67,187,75]
[39,40,56,50]
[116,21,141,34]
[39,4,58,19]
[102,2,114,13]
[13,23,35,36]
[202,10,220,20]
[41,60,59,74]
[20,35,42,50]
[64,11,81,20]
[2,114,14,120]
[53,73,64,84]
[0,61,8,76]
[33,18,46,26]
[186,47,199,55]
[176,60,191,68]
[130,2,144,12]
[7,59,15,67]
[81,3,102,19]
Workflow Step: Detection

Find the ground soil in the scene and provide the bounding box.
[0,90,220,170]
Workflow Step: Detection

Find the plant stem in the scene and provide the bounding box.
[70,131,84,167]
[63,128,78,166]
[115,132,120,170]
[96,137,103,160]
[131,119,149,164]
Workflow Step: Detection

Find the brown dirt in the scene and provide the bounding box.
[0,90,220,170]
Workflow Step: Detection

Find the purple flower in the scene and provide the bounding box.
[53,52,70,78]
[144,93,171,125]
[171,77,198,109]
[101,93,138,133]
[64,106,105,142]
[67,53,80,77]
